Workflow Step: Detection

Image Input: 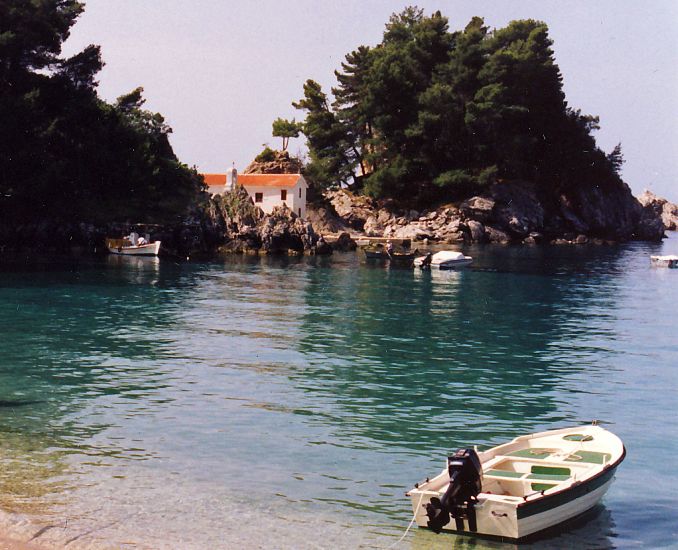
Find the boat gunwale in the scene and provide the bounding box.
[515,443,625,517]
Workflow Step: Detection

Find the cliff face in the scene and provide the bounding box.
[315,179,666,244]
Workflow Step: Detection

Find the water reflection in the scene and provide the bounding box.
[294,248,625,452]
[0,239,674,548]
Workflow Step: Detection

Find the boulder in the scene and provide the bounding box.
[466,220,486,242]
[305,205,349,235]
[485,226,511,243]
[390,225,432,241]
[331,232,357,251]
[460,196,495,222]
[325,189,376,231]
[313,236,333,256]
[363,215,382,236]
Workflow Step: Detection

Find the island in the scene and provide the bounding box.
[0,4,675,259]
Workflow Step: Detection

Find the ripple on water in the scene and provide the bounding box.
[0,240,677,547]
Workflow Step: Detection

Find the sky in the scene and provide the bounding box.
[62,1,678,201]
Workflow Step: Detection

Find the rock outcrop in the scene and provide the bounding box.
[204,186,327,256]
[638,190,678,230]
[243,150,302,175]
[313,180,666,244]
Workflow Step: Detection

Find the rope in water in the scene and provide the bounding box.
[387,491,425,549]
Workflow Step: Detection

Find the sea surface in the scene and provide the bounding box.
[0,235,677,549]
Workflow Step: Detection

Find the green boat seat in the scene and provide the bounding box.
[506,448,553,459]
[530,465,571,476]
[563,433,594,442]
[484,469,524,478]
[565,450,611,464]
[526,473,570,481]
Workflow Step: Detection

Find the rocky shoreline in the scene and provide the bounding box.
[309,185,676,246]
[0,176,675,258]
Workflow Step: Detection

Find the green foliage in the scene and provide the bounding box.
[0,1,204,227]
[434,170,476,190]
[607,143,624,174]
[293,80,352,189]
[271,118,300,151]
[291,7,623,203]
[213,185,260,225]
[255,146,276,162]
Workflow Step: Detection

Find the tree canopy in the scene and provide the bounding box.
[0,0,204,226]
[289,7,624,203]
[271,117,300,151]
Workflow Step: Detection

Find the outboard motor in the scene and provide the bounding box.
[425,448,482,534]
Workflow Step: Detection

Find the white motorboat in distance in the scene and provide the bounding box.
[414,250,472,269]
[106,233,161,256]
[650,255,678,268]
[406,424,625,541]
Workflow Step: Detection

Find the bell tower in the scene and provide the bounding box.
[226,164,237,191]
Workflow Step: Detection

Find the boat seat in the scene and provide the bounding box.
[565,451,611,464]
[484,469,524,478]
[484,465,572,483]
[526,473,570,481]
[506,448,553,460]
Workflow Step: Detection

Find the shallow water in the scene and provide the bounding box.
[0,235,677,548]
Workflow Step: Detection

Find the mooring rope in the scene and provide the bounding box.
[388,491,425,548]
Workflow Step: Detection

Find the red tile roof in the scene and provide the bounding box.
[203,174,227,185]
[237,174,302,188]
[202,173,304,189]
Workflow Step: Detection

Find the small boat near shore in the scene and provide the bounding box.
[406,424,624,542]
[414,250,472,269]
[106,233,161,256]
[362,244,417,265]
[650,255,678,268]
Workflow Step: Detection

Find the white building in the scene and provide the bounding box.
[203,168,308,218]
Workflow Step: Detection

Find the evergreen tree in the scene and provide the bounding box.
[271,118,300,151]
[289,7,625,203]
[0,1,203,226]
[332,45,373,180]
[293,80,351,189]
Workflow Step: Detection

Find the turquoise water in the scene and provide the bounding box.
[0,235,677,548]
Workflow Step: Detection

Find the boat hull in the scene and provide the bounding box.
[363,249,415,264]
[414,251,473,269]
[435,258,472,269]
[651,255,678,268]
[107,241,161,256]
[407,425,624,541]
[411,471,616,540]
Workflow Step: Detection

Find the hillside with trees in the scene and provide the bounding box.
[0,1,204,231]
[291,8,626,206]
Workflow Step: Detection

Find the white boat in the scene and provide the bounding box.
[106,234,161,256]
[650,255,678,268]
[414,250,472,269]
[406,424,625,542]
